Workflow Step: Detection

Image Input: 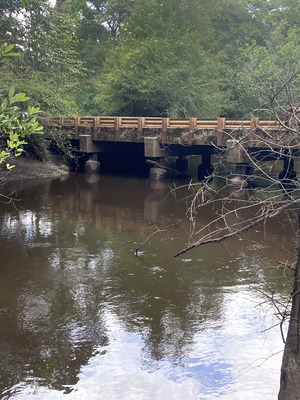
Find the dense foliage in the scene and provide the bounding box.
[0,43,43,168]
[1,0,300,118]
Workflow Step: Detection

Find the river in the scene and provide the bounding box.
[0,173,296,399]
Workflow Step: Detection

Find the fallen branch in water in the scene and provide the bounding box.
[145,159,187,176]
[174,198,300,258]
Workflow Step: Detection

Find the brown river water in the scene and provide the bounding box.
[0,173,296,399]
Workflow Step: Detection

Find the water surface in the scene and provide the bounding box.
[0,174,295,399]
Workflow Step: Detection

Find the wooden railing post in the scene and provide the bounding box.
[250,117,259,147]
[217,117,226,146]
[92,116,100,140]
[137,117,145,140]
[114,117,121,141]
[74,117,80,139]
[189,118,197,143]
[162,118,169,144]
[58,117,64,130]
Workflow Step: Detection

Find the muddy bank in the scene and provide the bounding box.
[0,156,69,182]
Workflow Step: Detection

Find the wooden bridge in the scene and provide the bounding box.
[43,116,280,146]
[42,115,293,179]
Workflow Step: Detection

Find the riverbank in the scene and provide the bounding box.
[0,155,69,182]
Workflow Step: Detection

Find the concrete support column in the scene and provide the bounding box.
[176,156,188,173]
[226,139,253,188]
[144,137,165,158]
[149,166,168,180]
[198,152,214,181]
[278,156,297,191]
[79,134,101,173]
[144,137,167,180]
[226,139,249,164]
[79,134,100,153]
[85,153,100,173]
[229,163,253,188]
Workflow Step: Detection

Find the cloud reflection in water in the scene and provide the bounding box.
[7,289,283,400]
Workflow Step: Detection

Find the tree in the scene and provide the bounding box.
[95,36,227,117]
[0,1,24,45]
[93,0,230,117]
[0,0,85,115]
[59,0,134,38]
[227,22,300,118]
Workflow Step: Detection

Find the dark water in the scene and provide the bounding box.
[0,173,296,399]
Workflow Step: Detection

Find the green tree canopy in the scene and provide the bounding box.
[230,21,300,117]
[2,0,300,117]
[0,0,85,115]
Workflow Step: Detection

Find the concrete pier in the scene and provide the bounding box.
[198,152,214,181]
[85,153,100,173]
[278,157,297,190]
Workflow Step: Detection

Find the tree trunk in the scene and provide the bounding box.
[278,244,300,399]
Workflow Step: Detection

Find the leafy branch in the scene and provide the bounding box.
[0,43,43,169]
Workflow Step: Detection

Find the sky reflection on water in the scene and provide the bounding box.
[4,288,283,400]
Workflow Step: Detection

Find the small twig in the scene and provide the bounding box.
[0,192,21,211]
[276,261,296,271]
[135,227,167,256]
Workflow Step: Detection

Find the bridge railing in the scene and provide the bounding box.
[41,116,281,144]
[42,116,280,128]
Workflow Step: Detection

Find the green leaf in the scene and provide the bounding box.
[6,163,15,170]
[10,93,30,104]
[32,121,39,130]
[1,98,8,111]
[27,106,41,114]
[8,87,15,99]
[3,45,15,54]
[4,53,19,57]
[34,126,44,133]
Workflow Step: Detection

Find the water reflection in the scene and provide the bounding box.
[0,174,294,399]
